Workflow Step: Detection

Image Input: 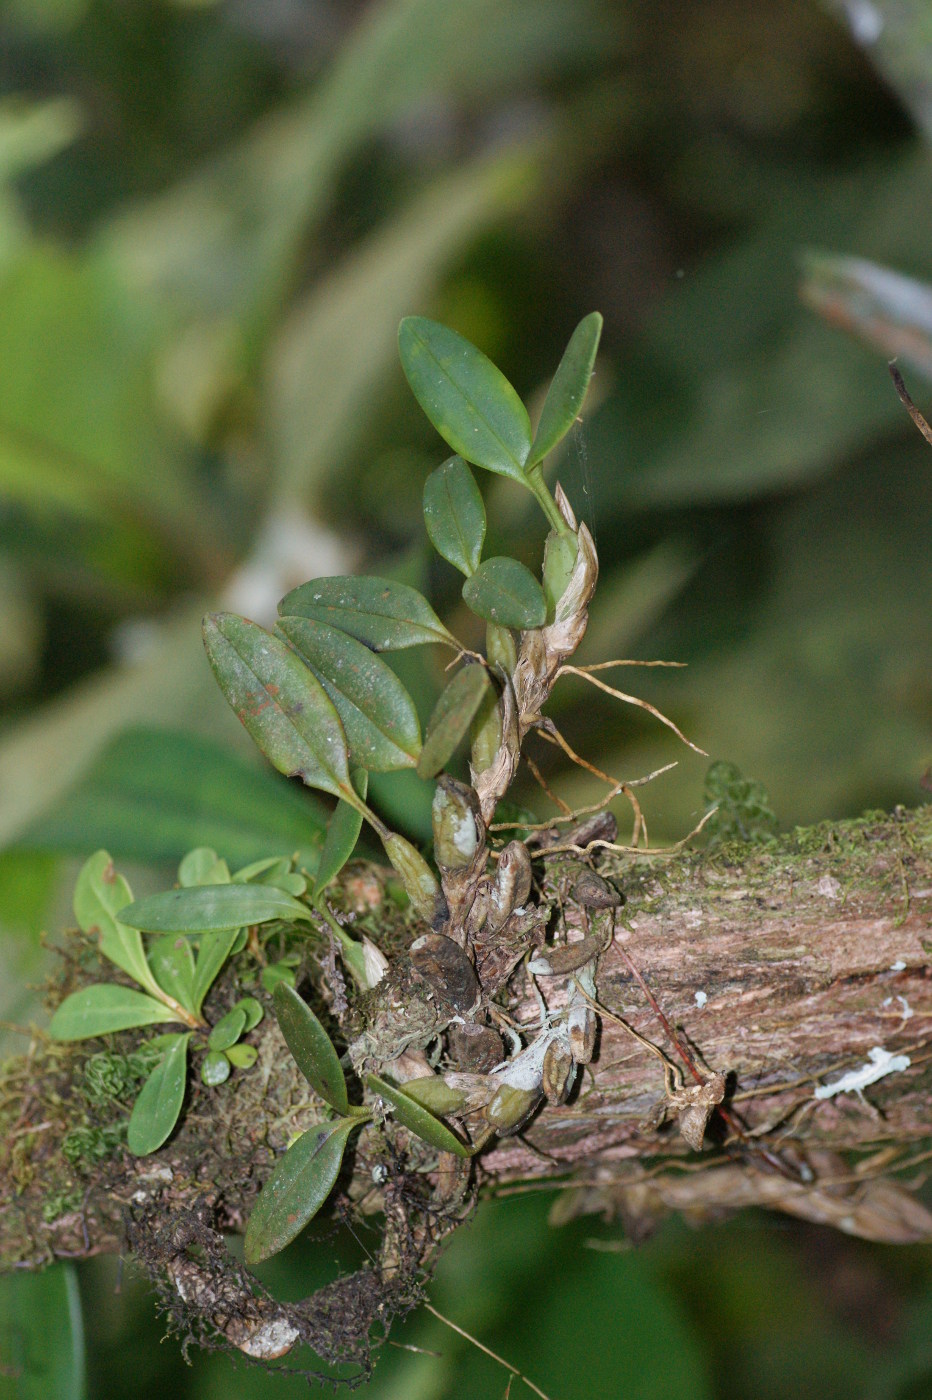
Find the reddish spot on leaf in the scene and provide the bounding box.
[103,860,117,885]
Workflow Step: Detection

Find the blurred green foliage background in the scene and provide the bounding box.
[1,0,931,1396]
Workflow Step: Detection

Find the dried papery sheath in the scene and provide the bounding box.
[572,869,623,909]
[486,840,533,932]
[542,1033,576,1104]
[470,667,520,825]
[449,1021,504,1072]
[487,1082,542,1136]
[431,777,484,872]
[529,931,603,977]
[409,932,480,1014]
[567,961,598,1063]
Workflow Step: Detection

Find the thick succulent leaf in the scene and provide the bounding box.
[367,1073,472,1157]
[273,982,349,1114]
[122,883,313,933]
[235,997,264,1032]
[48,984,180,1040]
[225,1043,258,1070]
[277,617,421,771]
[148,934,197,1013]
[528,311,602,466]
[398,317,532,480]
[201,1050,231,1087]
[417,664,491,780]
[127,1034,191,1155]
[314,768,368,896]
[207,1005,248,1052]
[73,850,160,997]
[244,1118,359,1264]
[278,576,455,651]
[422,455,486,576]
[203,612,353,800]
[191,928,241,1015]
[462,556,547,629]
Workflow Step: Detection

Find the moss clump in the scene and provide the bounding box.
[703,761,778,846]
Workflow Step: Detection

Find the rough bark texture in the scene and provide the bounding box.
[3,805,931,1279]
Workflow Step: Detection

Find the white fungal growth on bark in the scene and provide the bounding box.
[814,1046,911,1100]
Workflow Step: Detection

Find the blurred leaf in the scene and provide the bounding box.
[207,1005,247,1052]
[72,850,161,998]
[19,727,327,870]
[179,847,230,887]
[314,768,368,896]
[528,310,602,466]
[822,0,932,141]
[244,1118,359,1265]
[273,982,349,1114]
[148,935,197,1012]
[462,556,547,628]
[0,850,58,941]
[277,617,422,772]
[367,1073,472,1156]
[399,315,532,481]
[417,663,491,779]
[0,1263,85,1400]
[203,612,354,802]
[191,928,241,1015]
[48,984,179,1040]
[127,1033,191,1155]
[279,577,455,651]
[800,249,932,379]
[422,456,486,577]
[122,883,313,933]
[0,97,82,183]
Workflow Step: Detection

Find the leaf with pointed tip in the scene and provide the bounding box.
[73,850,161,998]
[278,577,455,651]
[528,312,602,466]
[245,1117,360,1264]
[273,982,348,1113]
[422,456,485,576]
[203,612,353,801]
[148,935,197,1012]
[398,317,531,481]
[122,883,313,933]
[462,557,547,629]
[417,664,491,780]
[127,1034,191,1155]
[366,1074,472,1156]
[314,769,367,896]
[49,984,180,1041]
[179,848,231,886]
[191,928,241,1015]
[277,618,421,772]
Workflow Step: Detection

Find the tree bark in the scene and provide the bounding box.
[3,806,931,1278]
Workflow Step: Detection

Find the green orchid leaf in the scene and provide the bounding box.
[314,768,368,896]
[73,850,161,999]
[148,934,197,1012]
[278,576,455,651]
[122,883,313,933]
[179,847,231,886]
[416,664,491,780]
[0,1262,86,1400]
[400,1075,469,1115]
[191,928,241,1015]
[203,612,353,801]
[273,982,349,1114]
[277,617,422,772]
[422,455,486,576]
[233,857,308,896]
[234,996,264,1032]
[527,311,602,466]
[260,962,296,994]
[201,1050,231,1087]
[127,1033,191,1155]
[398,317,532,481]
[366,1073,472,1157]
[48,985,181,1040]
[225,1043,258,1070]
[462,557,547,629]
[208,1004,248,1051]
[244,1117,360,1265]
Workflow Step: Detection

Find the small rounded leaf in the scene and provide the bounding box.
[528,311,602,466]
[244,1118,360,1264]
[201,1050,231,1086]
[462,558,547,630]
[208,1005,248,1052]
[398,317,532,481]
[127,1034,191,1155]
[422,456,485,576]
[367,1074,472,1157]
[233,996,264,1032]
[417,665,491,780]
[273,982,349,1114]
[226,1042,258,1069]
